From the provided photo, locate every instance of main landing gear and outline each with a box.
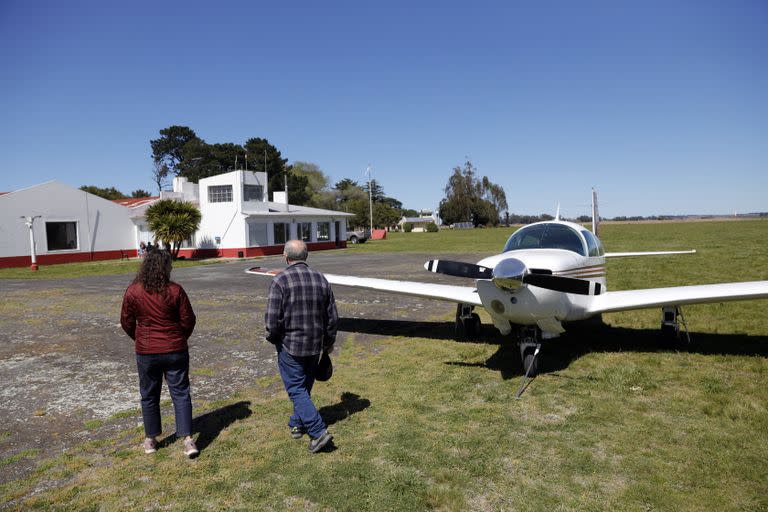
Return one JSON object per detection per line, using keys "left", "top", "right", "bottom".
{"left": 660, "top": 305, "right": 691, "bottom": 347}
{"left": 455, "top": 304, "right": 481, "bottom": 338}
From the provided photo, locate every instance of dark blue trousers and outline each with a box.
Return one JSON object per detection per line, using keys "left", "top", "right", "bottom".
{"left": 277, "top": 346, "right": 327, "bottom": 438}
{"left": 136, "top": 350, "right": 193, "bottom": 438}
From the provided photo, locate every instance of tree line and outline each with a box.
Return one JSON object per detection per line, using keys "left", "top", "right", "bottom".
{"left": 82, "top": 125, "right": 515, "bottom": 229}
{"left": 148, "top": 125, "right": 416, "bottom": 229}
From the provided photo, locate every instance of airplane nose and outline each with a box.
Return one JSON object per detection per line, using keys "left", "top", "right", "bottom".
{"left": 492, "top": 258, "right": 527, "bottom": 291}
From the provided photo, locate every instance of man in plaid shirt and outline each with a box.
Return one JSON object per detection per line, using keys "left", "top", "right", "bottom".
{"left": 265, "top": 239, "right": 337, "bottom": 453}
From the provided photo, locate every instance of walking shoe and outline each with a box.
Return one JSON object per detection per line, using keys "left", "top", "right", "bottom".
{"left": 143, "top": 437, "right": 157, "bottom": 454}
{"left": 183, "top": 437, "right": 199, "bottom": 458}
{"left": 290, "top": 425, "right": 306, "bottom": 439}
{"left": 308, "top": 430, "right": 333, "bottom": 453}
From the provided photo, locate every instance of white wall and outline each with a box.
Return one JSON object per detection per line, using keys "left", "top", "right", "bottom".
{"left": 0, "top": 181, "right": 135, "bottom": 258}
{"left": 193, "top": 171, "right": 265, "bottom": 249}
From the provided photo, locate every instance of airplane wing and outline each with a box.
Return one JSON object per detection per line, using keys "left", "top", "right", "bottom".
{"left": 587, "top": 280, "right": 768, "bottom": 314}
{"left": 604, "top": 250, "right": 696, "bottom": 258}
{"left": 324, "top": 273, "right": 483, "bottom": 306}
{"left": 245, "top": 266, "right": 482, "bottom": 306}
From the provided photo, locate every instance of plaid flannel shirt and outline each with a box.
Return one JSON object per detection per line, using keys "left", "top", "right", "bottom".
{"left": 265, "top": 261, "right": 338, "bottom": 357}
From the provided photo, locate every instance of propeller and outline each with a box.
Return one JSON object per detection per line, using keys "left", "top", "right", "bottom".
{"left": 424, "top": 258, "right": 597, "bottom": 295}
{"left": 424, "top": 259, "right": 492, "bottom": 279}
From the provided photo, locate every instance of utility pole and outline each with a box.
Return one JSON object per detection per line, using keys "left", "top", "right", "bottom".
{"left": 284, "top": 166, "right": 289, "bottom": 212}
{"left": 365, "top": 164, "right": 373, "bottom": 234}
{"left": 21, "top": 215, "right": 41, "bottom": 271}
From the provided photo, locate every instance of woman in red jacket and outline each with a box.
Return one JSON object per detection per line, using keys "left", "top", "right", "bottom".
{"left": 121, "top": 249, "right": 198, "bottom": 457}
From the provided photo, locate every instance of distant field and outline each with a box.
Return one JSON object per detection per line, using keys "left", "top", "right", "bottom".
{"left": 349, "top": 219, "right": 768, "bottom": 262}
{"left": 2, "top": 219, "right": 767, "bottom": 511}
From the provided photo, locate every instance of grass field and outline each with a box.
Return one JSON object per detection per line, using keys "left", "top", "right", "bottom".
{"left": 2, "top": 220, "right": 767, "bottom": 511}
{"left": 0, "top": 257, "right": 230, "bottom": 280}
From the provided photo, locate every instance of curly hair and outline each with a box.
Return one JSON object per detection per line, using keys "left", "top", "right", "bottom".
{"left": 134, "top": 249, "right": 173, "bottom": 293}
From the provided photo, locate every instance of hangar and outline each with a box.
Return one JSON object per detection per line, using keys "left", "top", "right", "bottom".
{"left": 0, "top": 170, "right": 353, "bottom": 268}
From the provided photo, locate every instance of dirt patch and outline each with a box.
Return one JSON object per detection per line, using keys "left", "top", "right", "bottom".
{"left": 0, "top": 252, "right": 484, "bottom": 485}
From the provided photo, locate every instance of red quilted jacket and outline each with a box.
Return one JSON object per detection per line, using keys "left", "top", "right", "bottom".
{"left": 120, "top": 282, "right": 196, "bottom": 354}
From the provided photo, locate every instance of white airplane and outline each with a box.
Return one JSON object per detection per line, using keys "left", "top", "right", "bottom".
{"left": 247, "top": 190, "right": 768, "bottom": 392}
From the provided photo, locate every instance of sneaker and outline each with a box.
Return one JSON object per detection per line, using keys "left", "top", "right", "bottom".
{"left": 308, "top": 430, "right": 333, "bottom": 453}
{"left": 290, "top": 425, "right": 306, "bottom": 439}
{"left": 143, "top": 437, "right": 157, "bottom": 454}
{"left": 183, "top": 437, "right": 199, "bottom": 458}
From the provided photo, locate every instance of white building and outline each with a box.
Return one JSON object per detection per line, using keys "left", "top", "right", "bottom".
{"left": 139, "top": 171, "right": 353, "bottom": 258}
{"left": 398, "top": 209, "right": 441, "bottom": 232}
{"left": 0, "top": 181, "right": 137, "bottom": 268}
{"left": 0, "top": 171, "right": 353, "bottom": 268}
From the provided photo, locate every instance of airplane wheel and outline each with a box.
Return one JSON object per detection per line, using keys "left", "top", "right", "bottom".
{"left": 467, "top": 313, "right": 481, "bottom": 337}
{"left": 455, "top": 313, "right": 481, "bottom": 339}
{"left": 659, "top": 325, "right": 684, "bottom": 350}
{"left": 520, "top": 344, "right": 539, "bottom": 376}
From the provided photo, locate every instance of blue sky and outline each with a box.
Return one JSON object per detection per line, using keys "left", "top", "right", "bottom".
{"left": 1, "top": 1, "right": 766, "bottom": 218}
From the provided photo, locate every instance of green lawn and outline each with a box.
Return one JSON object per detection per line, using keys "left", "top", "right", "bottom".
{"left": 2, "top": 219, "right": 767, "bottom": 511}
{"left": 0, "top": 257, "right": 231, "bottom": 280}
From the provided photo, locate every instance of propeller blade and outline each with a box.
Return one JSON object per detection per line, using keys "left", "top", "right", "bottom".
{"left": 424, "top": 260, "right": 493, "bottom": 279}
{"left": 523, "top": 273, "right": 593, "bottom": 295}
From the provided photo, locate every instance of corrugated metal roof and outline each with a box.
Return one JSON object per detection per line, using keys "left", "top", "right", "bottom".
{"left": 401, "top": 217, "right": 435, "bottom": 223}
{"left": 113, "top": 197, "right": 160, "bottom": 208}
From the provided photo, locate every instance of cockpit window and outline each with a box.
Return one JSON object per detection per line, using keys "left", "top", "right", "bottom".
{"left": 581, "top": 230, "right": 604, "bottom": 257}
{"left": 503, "top": 224, "right": 586, "bottom": 256}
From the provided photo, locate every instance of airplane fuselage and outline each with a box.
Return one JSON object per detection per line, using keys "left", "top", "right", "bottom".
{"left": 475, "top": 248, "right": 607, "bottom": 336}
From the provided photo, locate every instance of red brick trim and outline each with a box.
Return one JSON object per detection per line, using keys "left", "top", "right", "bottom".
{"left": 0, "top": 241, "right": 347, "bottom": 268}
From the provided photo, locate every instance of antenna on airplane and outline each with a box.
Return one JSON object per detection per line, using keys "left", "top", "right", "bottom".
{"left": 555, "top": 203, "right": 561, "bottom": 221}
{"left": 591, "top": 188, "right": 600, "bottom": 237}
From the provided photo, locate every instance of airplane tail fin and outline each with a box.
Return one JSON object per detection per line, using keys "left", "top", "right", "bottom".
{"left": 591, "top": 187, "right": 600, "bottom": 237}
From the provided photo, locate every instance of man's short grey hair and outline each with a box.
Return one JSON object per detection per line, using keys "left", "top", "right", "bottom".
{"left": 284, "top": 239, "right": 308, "bottom": 261}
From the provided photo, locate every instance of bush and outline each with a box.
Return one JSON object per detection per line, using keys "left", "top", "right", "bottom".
{"left": 403, "top": 222, "right": 414, "bottom": 233}
{"left": 425, "top": 222, "right": 438, "bottom": 232}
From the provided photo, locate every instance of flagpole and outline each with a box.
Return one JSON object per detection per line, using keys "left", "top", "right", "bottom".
{"left": 366, "top": 164, "right": 373, "bottom": 234}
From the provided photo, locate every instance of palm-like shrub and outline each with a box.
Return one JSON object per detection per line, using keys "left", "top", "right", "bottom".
{"left": 145, "top": 199, "right": 202, "bottom": 258}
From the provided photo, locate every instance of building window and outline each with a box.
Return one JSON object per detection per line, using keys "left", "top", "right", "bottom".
{"left": 46, "top": 221, "right": 78, "bottom": 251}
{"left": 243, "top": 184, "right": 264, "bottom": 202}
{"left": 249, "top": 222, "right": 268, "bottom": 246}
{"left": 273, "top": 223, "right": 289, "bottom": 245}
{"left": 316, "top": 222, "right": 330, "bottom": 241}
{"left": 208, "top": 185, "right": 233, "bottom": 203}
{"left": 297, "top": 222, "right": 312, "bottom": 242}
{"left": 181, "top": 234, "right": 195, "bottom": 248}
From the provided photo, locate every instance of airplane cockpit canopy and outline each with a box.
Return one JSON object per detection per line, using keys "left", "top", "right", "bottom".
{"left": 503, "top": 223, "right": 587, "bottom": 256}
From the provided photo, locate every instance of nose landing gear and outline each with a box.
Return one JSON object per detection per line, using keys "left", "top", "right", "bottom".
{"left": 515, "top": 326, "right": 542, "bottom": 399}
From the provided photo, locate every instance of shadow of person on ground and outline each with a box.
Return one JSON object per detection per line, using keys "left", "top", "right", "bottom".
{"left": 158, "top": 400, "right": 252, "bottom": 453}
{"left": 312, "top": 392, "right": 371, "bottom": 454}
{"left": 319, "top": 392, "right": 371, "bottom": 427}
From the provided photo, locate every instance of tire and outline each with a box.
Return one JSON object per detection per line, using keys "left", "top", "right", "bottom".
{"left": 349, "top": 235, "right": 358, "bottom": 244}
{"left": 468, "top": 313, "right": 481, "bottom": 337}
{"left": 520, "top": 344, "right": 539, "bottom": 376}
